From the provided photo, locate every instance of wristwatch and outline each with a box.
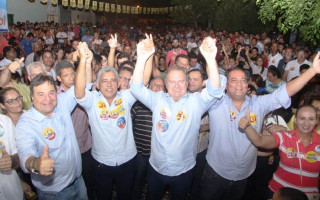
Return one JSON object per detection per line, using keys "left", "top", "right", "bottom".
{"left": 29, "top": 159, "right": 39, "bottom": 174}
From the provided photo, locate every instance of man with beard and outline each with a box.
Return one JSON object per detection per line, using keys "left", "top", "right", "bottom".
{"left": 166, "top": 38, "right": 187, "bottom": 68}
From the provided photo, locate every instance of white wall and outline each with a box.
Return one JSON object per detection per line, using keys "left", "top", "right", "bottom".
{"left": 7, "top": 0, "right": 48, "bottom": 23}
{"left": 71, "top": 9, "right": 96, "bottom": 24}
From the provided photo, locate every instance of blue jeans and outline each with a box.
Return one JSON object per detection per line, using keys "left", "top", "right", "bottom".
{"left": 37, "top": 176, "right": 88, "bottom": 200}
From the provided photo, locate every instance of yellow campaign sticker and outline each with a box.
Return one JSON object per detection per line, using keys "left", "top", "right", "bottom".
{"left": 230, "top": 110, "right": 236, "bottom": 121}
{"left": 305, "top": 151, "right": 318, "bottom": 163}
{"left": 286, "top": 147, "right": 296, "bottom": 158}
{"left": 97, "top": 100, "right": 107, "bottom": 110}
{"left": 116, "top": 105, "right": 125, "bottom": 116}
{"left": 42, "top": 128, "right": 56, "bottom": 140}
{"left": 114, "top": 98, "right": 123, "bottom": 106}
{"left": 176, "top": 111, "right": 187, "bottom": 122}
{"left": 249, "top": 113, "right": 257, "bottom": 125}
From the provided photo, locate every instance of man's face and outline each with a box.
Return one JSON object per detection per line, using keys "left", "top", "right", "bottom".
{"left": 165, "top": 70, "right": 187, "bottom": 102}
{"left": 150, "top": 79, "right": 165, "bottom": 92}
{"left": 98, "top": 71, "right": 118, "bottom": 100}
{"left": 7, "top": 48, "right": 17, "bottom": 60}
{"left": 57, "top": 67, "right": 75, "bottom": 90}
{"left": 72, "top": 40, "right": 79, "bottom": 50}
{"left": 251, "top": 39, "right": 257, "bottom": 46}
{"left": 124, "top": 46, "right": 132, "bottom": 55}
{"left": 285, "top": 48, "right": 293, "bottom": 59}
{"left": 118, "top": 70, "right": 131, "bottom": 90}
{"left": 188, "top": 71, "right": 203, "bottom": 93}
{"left": 172, "top": 39, "right": 179, "bottom": 49}
{"left": 226, "top": 70, "right": 248, "bottom": 101}
{"left": 271, "top": 43, "right": 278, "bottom": 53}
{"left": 297, "top": 50, "right": 305, "bottom": 61}
{"left": 32, "top": 82, "right": 57, "bottom": 117}
{"left": 176, "top": 57, "right": 190, "bottom": 71}
{"left": 29, "top": 66, "right": 45, "bottom": 81}
{"left": 42, "top": 52, "right": 54, "bottom": 67}
{"left": 189, "top": 58, "right": 197, "bottom": 68}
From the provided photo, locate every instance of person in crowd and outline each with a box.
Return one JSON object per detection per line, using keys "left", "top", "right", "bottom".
{"left": 166, "top": 38, "right": 188, "bottom": 68}
{"left": 266, "top": 66, "right": 286, "bottom": 94}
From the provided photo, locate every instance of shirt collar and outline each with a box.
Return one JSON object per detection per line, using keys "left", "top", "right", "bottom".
{"left": 31, "top": 106, "right": 58, "bottom": 121}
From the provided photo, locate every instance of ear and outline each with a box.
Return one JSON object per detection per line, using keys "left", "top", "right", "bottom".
{"left": 0, "top": 103, "right": 6, "bottom": 110}
{"left": 201, "top": 80, "right": 206, "bottom": 87}
{"left": 56, "top": 75, "right": 62, "bottom": 82}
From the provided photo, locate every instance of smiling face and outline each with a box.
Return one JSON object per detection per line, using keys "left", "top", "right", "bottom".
{"left": 165, "top": 69, "right": 187, "bottom": 102}
{"left": 227, "top": 70, "right": 248, "bottom": 101}
{"left": 295, "top": 106, "right": 317, "bottom": 136}
{"left": 98, "top": 71, "right": 118, "bottom": 101}
{"left": 0, "top": 89, "right": 23, "bottom": 114}
{"left": 32, "top": 81, "right": 57, "bottom": 117}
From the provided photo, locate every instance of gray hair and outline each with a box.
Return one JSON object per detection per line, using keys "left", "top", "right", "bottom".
{"left": 164, "top": 65, "right": 189, "bottom": 83}
{"left": 55, "top": 60, "right": 74, "bottom": 77}
{"left": 26, "top": 62, "right": 46, "bottom": 76}
{"left": 96, "top": 67, "right": 119, "bottom": 83}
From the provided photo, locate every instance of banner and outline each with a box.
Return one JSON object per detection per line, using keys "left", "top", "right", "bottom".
{"left": 122, "top": 5, "right": 126, "bottom": 14}
{"left": 51, "top": 0, "right": 58, "bottom": 5}
{"left": 105, "top": 3, "right": 110, "bottom": 12}
{"left": 135, "top": 7, "right": 138, "bottom": 14}
{"left": 147, "top": 7, "right": 150, "bottom": 14}
{"left": 40, "top": 0, "right": 47, "bottom": 3}
{"left": 116, "top": 5, "right": 121, "bottom": 13}
{"left": 130, "top": 6, "right": 135, "bottom": 14}
{"left": 111, "top": 4, "right": 115, "bottom": 13}
{"left": 99, "top": 2, "right": 104, "bottom": 11}
{"left": 138, "top": 7, "right": 142, "bottom": 14}
{"left": 62, "top": 0, "right": 68, "bottom": 6}
{"left": 84, "top": 0, "right": 90, "bottom": 9}
{"left": 143, "top": 7, "right": 146, "bottom": 14}
{"left": 0, "top": 0, "right": 8, "bottom": 32}
{"left": 77, "top": 0, "right": 83, "bottom": 9}
{"left": 92, "top": 1, "right": 97, "bottom": 10}
{"left": 126, "top": 6, "right": 130, "bottom": 14}
{"left": 70, "top": 0, "right": 76, "bottom": 8}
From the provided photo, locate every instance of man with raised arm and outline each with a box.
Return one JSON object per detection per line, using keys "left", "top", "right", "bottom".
{"left": 130, "top": 35, "right": 226, "bottom": 200}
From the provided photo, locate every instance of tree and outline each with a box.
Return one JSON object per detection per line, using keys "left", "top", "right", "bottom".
{"left": 256, "top": 0, "right": 320, "bottom": 46}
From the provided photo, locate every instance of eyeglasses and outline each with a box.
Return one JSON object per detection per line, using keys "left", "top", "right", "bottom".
{"left": 119, "top": 76, "right": 131, "bottom": 82}
{"left": 4, "top": 96, "right": 23, "bottom": 105}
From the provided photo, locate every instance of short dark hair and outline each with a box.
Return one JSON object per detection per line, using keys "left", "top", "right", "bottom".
{"left": 175, "top": 54, "right": 189, "bottom": 65}
{"left": 299, "top": 64, "right": 310, "bottom": 73}
{"left": 3, "top": 46, "right": 14, "bottom": 58}
{"left": 118, "top": 66, "right": 133, "bottom": 75}
{"left": 119, "top": 60, "right": 135, "bottom": 69}
{"left": 27, "top": 32, "right": 34, "bottom": 38}
{"left": 267, "top": 65, "right": 281, "bottom": 78}
{"left": 0, "top": 87, "right": 20, "bottom": 104}
{"left": 277, "top": 187, "right": 308, "bottom": 200}
{"left": 30, "top": 74, "right": 57, "bottom": 97}
{"left": 188, "top": 68, "right": 205, "bottom": 81}
{"left": 41, "top": 49, "right": 53, "bottom": 58}
{"left": 250, "top": 74, "right": 265, "bottom": 88}
{"left": 225, "top": 66, "right": 247, "bottom": 81}
{"left": 93, "top": 53, "right": 102, "bottom": 66}
{"left": 55, "top": 60, "right": 74, "bottom": 77}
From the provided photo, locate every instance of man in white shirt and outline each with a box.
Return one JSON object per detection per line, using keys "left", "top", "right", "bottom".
{"left": 56, "top": 28, "right": 67, "bottom": 46}
{"left": 283, "top": 48, "right": 312, "bottom": 82}
{"left": 268, "top": 42, "right": 283, "bottom": 67}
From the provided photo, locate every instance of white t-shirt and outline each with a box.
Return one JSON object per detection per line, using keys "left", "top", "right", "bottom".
{"left": 187, "top": 42, "right": 197, "bottom": 52}
{"left": 43, "top": 36, "right": 54, "bottom": 45}
{"left": 0, "top": 114, "right": 24, "bottom": 200}
{"left": 284, "top": 59, "right": 312, "bottom": 82}
{"left": 67, "top": 31, "right": 75, "bottom": 42}
{"left": 250, "top": 61, "right": 267, "bottom": 81}
{"left": 56, "top": 32, "right": 67, "bottom": 44}
{"left": 268, "top": 53, "right": 283, "bottom": 67}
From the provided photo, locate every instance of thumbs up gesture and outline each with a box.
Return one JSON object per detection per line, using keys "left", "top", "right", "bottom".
{"left": 239, "top": 108, "right": 251, "bottom": 130}
{"left": 0, "top": 148, "right": 12, "bottom": 172}
{"left": 8, "top": 57, "right": 24, "bottom": 73}
{"left": 37, "top": 145, "right": 54, "bottom": 176}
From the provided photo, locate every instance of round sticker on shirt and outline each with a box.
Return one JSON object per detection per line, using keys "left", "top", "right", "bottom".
{"left": 315, "top": 145, "right": 320, "bottom": 154}
{"left": 249, "top": 113, "right": 257, "bottom": 125}
{"left": 176, "top": 111, "right": 187, "bottom": 122}
{"left": 114, "top": 98, "right": 123, "bottom": 106}
{"left": 97, "top": 100, "right": 107, "bottom": 110}
{"left": 117, "top": 117, "right": 126, "bottom": 129}
{"left": 286, "top": 147, "right": 296, "bottom": 158}
{"left": 42, "top": 128, "right": 56, "bottom": 140}
{"left": 272, "top": 59, "right": 275, "bottom": 63}
{"left": 109, "top": 109, "right": 119, "bottom": 119}
{"left": 157, "top": 120, "right": 169, "bottom": 132}
{"left": 117, "top": 105, "right": 125, "bottom": 116}
{"left": 305, "top": 151, "right": 318, "bottom": 163}
{"left": 100, "top": 110, "right": 109, "bottom": 120}
{"left": 0, "top": 124, "right": 4, "bottom": 137}
{"left": 230, "top": 110, "right": 236, "bottom": 121}
{"left": 0, "top": 141, "right": 5, "bottom": 156}
{"left": 160, "top": 108, "right": 170, "bottom": 119}
{"left": 290, "top": 67, "right": 295, "bottom": 71}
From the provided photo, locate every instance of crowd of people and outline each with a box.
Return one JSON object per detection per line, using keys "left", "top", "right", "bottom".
{"left": 0, "top": 20, "right": 320, "bottom": 200}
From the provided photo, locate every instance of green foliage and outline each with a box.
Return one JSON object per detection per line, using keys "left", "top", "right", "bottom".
{"left": 256, "top": 0, "right": 320, "bottom": 46}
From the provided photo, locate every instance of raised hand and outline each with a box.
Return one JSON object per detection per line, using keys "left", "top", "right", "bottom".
{"left": 37, "top": 145, "right": 54, "bottom": 176}
{"left": 239, "top": 108, "right": 251, "bottom": 130}
{"left": 199, "top": 37, "right": 217, "bottom": 59}
{"left": 137, "top": 34, "right": 155, "bottom": 61}
{"left": 0, "top": 148, "right": 12, "bottom": 172}
{"left": 78, "top": 42, "right": 91, "bottom": 60}
{"left": 108, "top": 34, "right": 118, "bottom": 49}
{"left": 312, "top": 51, "right": 320, "bottom": 74}
{"left": 8, "top": 57, "right": 24, "bottom": 73}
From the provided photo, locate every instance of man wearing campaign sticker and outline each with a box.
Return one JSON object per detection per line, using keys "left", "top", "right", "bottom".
{"left": 201, "top": 49, "right": 320, "bottom": 200}
{"left": 130, "top": 35, "right": 226, "bottom": 200}
{"left": 75, "top": 35, "right": 137, "bottom": 200}
{"left": 14, "top": 42, "right": 93, "bottom": 200}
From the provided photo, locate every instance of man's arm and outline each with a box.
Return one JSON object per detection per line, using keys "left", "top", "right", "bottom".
{"left": 0, "top": 58, "right": 24, "bottom": 88}
{"left": 24, "top": 145, "right": 54, "bottom": 176}
{"left": 107, "top": 34, "right": 117, "bottom": 69}
{"left": 143, "top": 54, "right": 154, "bottom": 86}
{"left": 286, "top": 51, "right": 320, "bottom": 97}
{"left": 282, "top": 70, "right": 289, "bottom": 81}
{"left": 75, "top": 42, "right": 91, "bottom": 99}
{"left": 199, "top": 37, "right": 220, "bottom": 89}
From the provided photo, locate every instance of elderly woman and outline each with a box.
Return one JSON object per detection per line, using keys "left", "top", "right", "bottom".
{"left": 239, "top": 105, "right": 320, "bottom": 200}
{"left": 265, "top": 66, "right": 286, "bottom": 94}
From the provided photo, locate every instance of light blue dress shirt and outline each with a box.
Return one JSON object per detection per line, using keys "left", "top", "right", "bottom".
{"left": 130, "top": 76, "right": 226, "bottom": 176}
{"left": 15, "top": 86, "right": 82, "bottom": 192}
{"left": 76, "top": 89, "right": 137, "bottom": 166}
{"left": 207, "top": 84, "right": 291, "bottom": 181}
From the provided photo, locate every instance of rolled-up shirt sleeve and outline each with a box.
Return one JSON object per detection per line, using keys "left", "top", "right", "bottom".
{"left": 204, "top": 75, "right": 227, "bottom": 99}
{"left": 130, "top": 81, "right": 161, "bottom": 111}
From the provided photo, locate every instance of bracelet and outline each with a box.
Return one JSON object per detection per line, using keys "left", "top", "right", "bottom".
{"left": 29, "top": 158, "right": 38, "bottom": 174}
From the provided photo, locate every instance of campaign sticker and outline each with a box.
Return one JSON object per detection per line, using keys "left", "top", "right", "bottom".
{"left": 230, "top": 110, "right": 236, "bottom": 121}
{"left": 249, "top": 113, "right": 257, "bottom": 125}
{"left": 0, "top": 124, "right": 4, "bottom": 137}
{"left": 305, "top": 151, "right": 318, "bottom": 163}
{"left": 117, "top": 117, "right": 126, "bottom": 129}
{"left": 176, "top": 111, "right": 186, "bottom": 122}
{"left": 160, "top": 108, "right": 170, "bottom": 119}
{"left": 117, "top": 104, "right": 125, "bottom": 116}
{"left": 114, "top": 98, "right": 123, "bottom": 106}
{"left": 100, "top": 110, "right": 109, "bottom": 120}
{"left": 290, "top": 67, "right": 295, "bottom": 71}
{"left": 272, "top": 59, "right": 275, "bottom": 63}
{"left": 157, "top": 120, "right": 169, "bottom": 132}
{"left": 268, "top": 155, "right": 274, "bottom": 165}
{"left": 109, "top": 109, "right": 119, "bottom": 119}
{"left": 97, "top": 100, "right": 107, "bottom": 110}
{"left": 315, "top": 145, "right": 320, "bottom": 154}
{"left": 42, "top": 128, "right": 56, "bottom": 140}
{"left": 0, "top": 141, "right": 5, "bottom": 156}
{"left": 286, "top": 147, "right": 296, "bottom": 158}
